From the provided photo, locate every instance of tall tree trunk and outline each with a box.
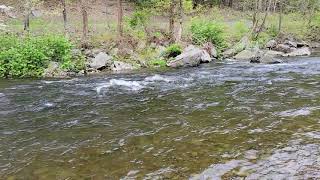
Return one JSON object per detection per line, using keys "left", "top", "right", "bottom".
{"left": 24, "top": 0, "right": 31, "bottom": 32}
{"left": 117, "top": 0, "right": 123, "bottom": 37}
{"left": 278, "top": 0, "right": 282, "bottom": 32}
{"left": 251, "top": 0, "right": 259, "bottom": 34}
{"left": 175, "top": 0, "right": 183, "bottom": 42}
{"left": 80, "top": 0, "right": 88, "bottom": 42}
{"left": 169, "top": 0, "right": 175, "bottom": 42}
{"left": 104, "top": 0, "right": 111, "bottom": 29}
{"left": 24, "top": 12, "right": 30, "bottom": 31}
{"left": 61, "top": 0, "right": 68, "bottom": 34}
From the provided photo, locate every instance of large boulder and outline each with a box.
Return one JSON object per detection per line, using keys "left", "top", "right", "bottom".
{"left": 274, "top": 44, "right": 293, "bottom": 53}
{"left": 0, "top": 5, "right": 15, "bottom": 18}
{"left": 296, "top": 41, "right": 309, "bottom": 48}
{"left": 265, "top": 40, "right": 277, "bottom": 49}
{"left": 167, "top": 45, "right": 211, "bottom": 68}
{"left": 234, "top": 49, "right": 260, "bottom": 61}
{"left": 284, "top": 40, "right": 298, "bottom": 48}
{"left": 88, "top": 52, "right": 113, "bottom": 70}
{"left": 203, "top": 42, "right": 218, "bottom": 58}
{"left": 257, "top": 54, "right": 283, "bottom": 64}
{"left": 246, "top": 50, "right": 284, "bottom": 64}
{"left": 283, "top": 47, "right": 311, "bottom": 57}
{"left": 111, "top": 61, "right": 136, "bottom": 72}
{"left": 310, "top": 42, "right": 320, "bottom": 48}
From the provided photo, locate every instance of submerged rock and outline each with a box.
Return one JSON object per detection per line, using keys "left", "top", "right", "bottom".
{"left": 88, "top": 52, "right": 113, "bottom": 70}
{"left": 167, "top": 45, "right": 211, "bottom": 68}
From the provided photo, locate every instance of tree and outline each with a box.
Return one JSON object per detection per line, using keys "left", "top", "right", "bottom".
{"left": 175, "top": 0, "right": 183, "bottom": 42}
{"left": 169, "top": 0, "right": 175, "bottom": 41}
{"left": 80, "top": 0, "right": 88, "bottom": 42}
{"left": 23, "top": 0, "right": 40, "bottom": 31}
{"left": 61, "top": 0, "right": 68, "bottom": 34}
{"left": 278, "top": 0, "right": 283, "bottom": 32}
{"left": 117, "top": 0, "right": 123, "bottom": 37}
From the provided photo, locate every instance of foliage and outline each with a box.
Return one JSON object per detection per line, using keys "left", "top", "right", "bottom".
{"left": 266, "top": 24, "right": 278, "bottom": 38}
{"left": 148, "top": 59, "right": 167, "bottom": 67}
{"left": 190, "top": 19, "right": 226, "bottom": 50}
{"left": 164, "top": 44, "right": 182, "bottom": 58}
{"left": 128, "top": 9, "right": 151, "bottom": 29}
{"left": 233, "top": 21, "right": 249, "bottom": 40}
{"left": 0, "top": 34, "right": 81, "bottom": 78}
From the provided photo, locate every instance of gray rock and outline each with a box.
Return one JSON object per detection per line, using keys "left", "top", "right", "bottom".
{"left": 44, "top": 62, "right": 67, "bottom": 78}
{"left": 200, "top": 50, "right": 212, "bottom": 63}
{"left": 259, "top": 54, "right": 283, "bottom": 64}
{"left": 296, "top": 41, "right": 309, "bottom": 48}
{"left": 203, "top": 42, "right": 218, "bottom": 58}
{"left": 167, "top": 45, "right": 211, "bottom": 68}
{"left": 31, "top": 10, "right": 42, "bottom": 18}
{"left": 283, "top": 47, "right": 311, "bottom": 57}
{"left": 111, "top": 61, "right": 136, "bottom": 72}
{"left": 309, "top": 42, "right": 320, "bottom": 48}
{"left": 234, "top": 49, "right": 259, "bottom": 61}
{"left": 264, "top": 50, "right": 285, "bottom": 57}
{"left": 0, "top": 5, "right": 15, "bottom": 18}
{"left": 223, "top": 48, "right": 237, "bottom": 58}
{"left": 250, "top": 50, "right": 284, "bottom": 64}
{"left": 88, "top": 52, "right": 112, "bottom": 70}
{"left": 284, "top": 40, "right": 298, "bottom": 48}
{"left": 274, "top": 44, "right": 293, "bottom": 53}
{"left": 265, "top": 40, "right": 277, "bottom": 49}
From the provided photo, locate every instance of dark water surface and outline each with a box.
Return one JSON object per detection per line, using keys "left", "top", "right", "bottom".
{"left": 1, "top": 57, "right": 320, "bottom": 179}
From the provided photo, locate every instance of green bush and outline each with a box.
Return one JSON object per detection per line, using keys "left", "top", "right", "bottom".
{"left": 266, "top": 24, "right": 278, "bottom": 38}
{"left": 190, "top": 19, "right": 226, "bottom": 50}
{"left": 233, "top": 21, "right": 249, "bottom": 40}
{"left": 164, "top": 44, "right": 182, "bottom": 58}
{"left": 0, "top": 34, "right": 80, "bottom": 78}
{"left": 128, "top": 9, "right": 151, "bottom": 29}
{"left": 148, "top": 59, "right": 167, "bottom": 67}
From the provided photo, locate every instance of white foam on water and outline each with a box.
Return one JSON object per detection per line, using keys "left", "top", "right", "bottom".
{"left": 96, "top": 79, "right": 146, "bottom": 94}
{"left": 278, "top": 108, "right": 312, "bottom": 117}
{"left": 145, "top": 74, "right": 173, "bottom": 82}
{"left": 44, "top": 102, "right": 54, "bottom": 107}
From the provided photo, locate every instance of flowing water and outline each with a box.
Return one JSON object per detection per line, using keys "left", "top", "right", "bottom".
{"left": 1, "top": 57, "right": 320, "bottom": 179}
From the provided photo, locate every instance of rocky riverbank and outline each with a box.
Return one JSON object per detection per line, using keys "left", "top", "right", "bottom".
{"left": 43, "top": 37, "right": 320, "bottom": 78}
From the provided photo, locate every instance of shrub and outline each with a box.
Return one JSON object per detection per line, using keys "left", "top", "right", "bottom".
{"left": 0, "top": 34, "right": 79, "bottom": 78}
{"left": 148, "top": 59, "right": 167, "bottom": 67}
{"left": 266, "top": 24, "right": 278, "bottom": 38}
{"left": 190, "top": 19, "right": 226, "bottom": 50}
{"left": 164, "top": 44, "right": 182, "bottom": 58}
{"left": 128, "top": 9, "right": 151, "bottom": 29}
{"left": 233, "top": 21, "right": 249, "bottom": 40}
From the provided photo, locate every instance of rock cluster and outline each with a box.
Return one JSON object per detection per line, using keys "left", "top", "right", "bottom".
{"left": 225, "top": 37, "right": 312, "bottom": 64}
